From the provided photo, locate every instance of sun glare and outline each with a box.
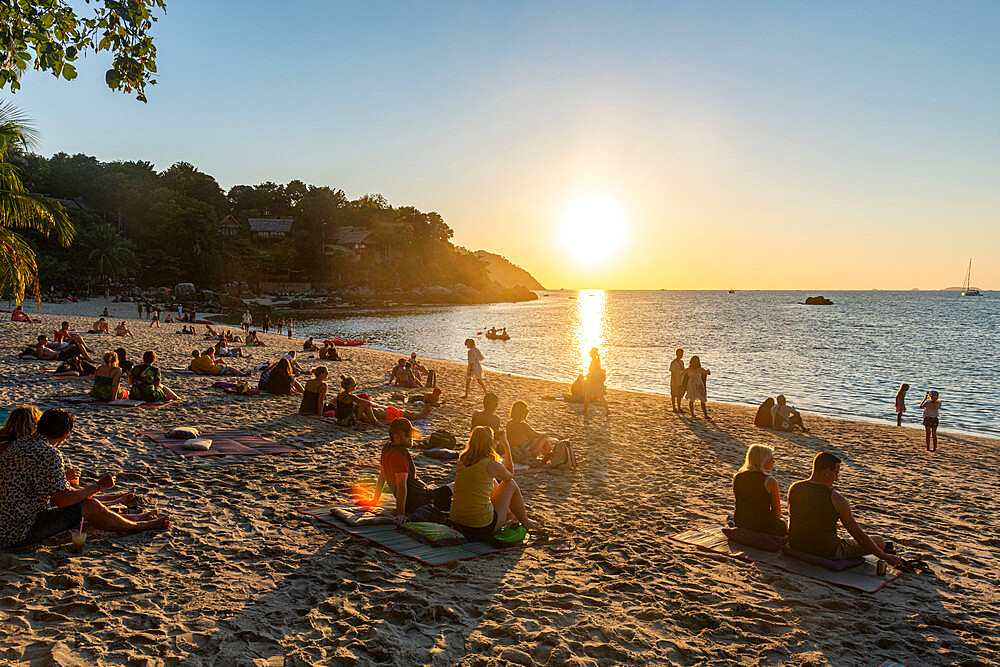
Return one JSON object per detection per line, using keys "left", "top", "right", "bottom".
{"left": 559, "top": 194, "right": 627, "bottom": 265}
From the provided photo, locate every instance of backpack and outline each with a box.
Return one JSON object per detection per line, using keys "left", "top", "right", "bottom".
{"left": 426, "top": 430, "right": 457, "bottom": 450}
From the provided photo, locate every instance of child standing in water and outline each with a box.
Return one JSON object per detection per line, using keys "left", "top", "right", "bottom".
{"left": 895, "top": 383, "right": 910, "bottom": 426}
{"left": 919, "top": 390, "right": 941, "bottom": 452}
{"left": 463, "top": 338, "right": 487, "bottom": 399}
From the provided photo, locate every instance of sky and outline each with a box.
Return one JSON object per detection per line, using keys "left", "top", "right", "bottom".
{"left": 12, "top": 1, "right": 1000, "bottom": 290}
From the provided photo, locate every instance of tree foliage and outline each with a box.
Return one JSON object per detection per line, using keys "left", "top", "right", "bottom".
{"left": 0, "top": 0, "right": 167, "bottom": 102}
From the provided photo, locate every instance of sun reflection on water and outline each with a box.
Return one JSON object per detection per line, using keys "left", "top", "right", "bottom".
{"left": 573, "top": 289, "right": 607, "bottom": 372}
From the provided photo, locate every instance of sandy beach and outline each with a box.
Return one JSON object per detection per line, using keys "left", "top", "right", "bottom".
{"left": 1, "top": 299, "right": 998, "bottom": 666}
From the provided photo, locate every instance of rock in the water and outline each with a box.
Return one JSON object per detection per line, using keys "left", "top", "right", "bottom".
{"left": 803, "top": 295, "right": 833, "bottom": 305}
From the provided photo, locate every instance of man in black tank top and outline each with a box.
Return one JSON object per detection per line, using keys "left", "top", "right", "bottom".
{"left": 788, "top": 452, "right": 904, "bottom": 569}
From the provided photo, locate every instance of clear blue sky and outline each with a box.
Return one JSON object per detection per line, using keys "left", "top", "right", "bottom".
{"left": 13, "top": 1, "right": 1000, "bottom": 289}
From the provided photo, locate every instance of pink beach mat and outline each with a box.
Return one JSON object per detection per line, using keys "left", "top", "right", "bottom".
{"left": 141, "top": 429, "right": 300, "bottom": 458}
{"left": 669, "top": 523, "right": 902, "bottom": 593}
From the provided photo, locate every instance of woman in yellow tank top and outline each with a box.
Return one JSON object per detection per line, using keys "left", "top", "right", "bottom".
{"left": 450, "top": 426, "right": 532, "bottom": 540}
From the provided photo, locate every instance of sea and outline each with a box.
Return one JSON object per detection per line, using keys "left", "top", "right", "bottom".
{"left": 290, "top": 290, "right": 1000, "bottom": 437}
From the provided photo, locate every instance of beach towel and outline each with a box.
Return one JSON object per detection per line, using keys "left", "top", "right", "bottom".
{"left": 53, "top": 394, "right": 181, "bottom": 409}
{"left": 167, "top": 367, "right": 195, "bottom": 374}
{"left": 669, "top": 523, "right": 901, "bottom": 593}
{"left": 41, "top": 369, "right": 89, "bottom": 379}
{"left": 298, "top": 504, "right": 534, "bottom": 566}
{"left": 142, "top": 429, "right": 299, "bottom": 457}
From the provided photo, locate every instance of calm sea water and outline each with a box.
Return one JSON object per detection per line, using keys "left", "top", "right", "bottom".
{"left": 292, "top": 290, "right": 1000, "bottom": 436}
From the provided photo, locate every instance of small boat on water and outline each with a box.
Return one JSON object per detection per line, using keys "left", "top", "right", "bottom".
{"left": 728, "top": 289, "right": 735, "bottom": 294}
{"left": 962, "top": 259, "right": 980, "bottom": 297}
{"left": 484, "top": 327, "right": 510, "bottom": 341}
{"left": 325, "top": 337, "right": 367, "bottom": 346}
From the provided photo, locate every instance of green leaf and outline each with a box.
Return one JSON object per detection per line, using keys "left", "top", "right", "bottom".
{"left": 105, "top": 68, "right": 121, "bottom": 88}
{"left": 61, "top": 63, "right": 77, "bottom": 80}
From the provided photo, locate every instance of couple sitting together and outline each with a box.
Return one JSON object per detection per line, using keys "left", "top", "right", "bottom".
{"left": 733, "top": 445, "right": 903, "bottom": 568}
{"left": 90, "top": 350, "right": 181, "bottom": 403}
{"left": 371, "top": 419, "right": 532, "bottom": 541}
{"left": 471, "top": 393, "right": 576, "bottom": 468}
{"left": 389, "top": 353, "right": 434, "bottom": 388}
{"left": 753, "top": 395, "right": 809, "bottom": 432}
{"left": 298, "top": 371, "right": 430, "bottom": 424}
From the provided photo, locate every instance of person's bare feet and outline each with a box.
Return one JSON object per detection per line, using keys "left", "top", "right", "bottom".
{"left": 135, "top": 515, "right": 170, "bottom": 532}
{"left": 124, "top": 510, "right": 160, "bottom": 521}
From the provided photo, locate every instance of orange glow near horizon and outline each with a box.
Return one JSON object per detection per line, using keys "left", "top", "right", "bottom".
{"left": 572, "top": 289, "right": 607, "bottom": 372}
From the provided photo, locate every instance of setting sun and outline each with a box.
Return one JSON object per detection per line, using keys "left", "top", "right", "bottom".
{"left": 558, "top": 194, "right": 627, "bottom": 265}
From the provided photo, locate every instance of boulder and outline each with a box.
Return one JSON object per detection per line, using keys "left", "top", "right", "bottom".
{"left": 803, "top": 295, "right": 833, "bottom": 305}
{"left": 174, "top": 283, "right": 196, "bottom": 298}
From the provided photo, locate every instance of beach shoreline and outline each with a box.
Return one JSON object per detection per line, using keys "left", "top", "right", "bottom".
{"left": 2, "top": 298, "right": 998, "bottom": 665}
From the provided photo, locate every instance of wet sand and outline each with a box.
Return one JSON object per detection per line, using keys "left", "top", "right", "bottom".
{"left": 1, "top": 299, "right": 998, "bottom": 665}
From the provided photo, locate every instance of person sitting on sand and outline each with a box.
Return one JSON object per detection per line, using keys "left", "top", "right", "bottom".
{"left": 88, "top": 318, "right": 110, "bottom": 334}
{"left": 260, "top": 357, "right": 304, "bottom": 396}
{"left": 506, "top": 400, "right": 553, "bottom": 465}
{"left": 397, "top": 361, "right": 421, "bottom": 388}
{"left": 246, "top": 330, "right": 266, "bottom": 347}
{"left": 302, "top": 337, "right": 319, "bottom": 352}
{"left": 11, "top": 305, "right": 34, "bottom": 323}
{"left": 0, "top": 409, "right": 170, "bottom": 550}
{"left": 787, "top": 452, "right": 903, "bottom": 568}
{"left": 0, "top": 405, "right": 41, "bottom": 455}
{"left": 670, "top": 348, "right": 686, "bottom": 413}
{"left": 771, "top": 395, "right": 808, "bottom": 432}
{"left": 164, "top": 314, "right": 176, "bottom": 323}
{"left": 583, "top": 348, "right": 609, "bottom": 415}
{"left": 389, "top": 358, "right": 407, "bottom": 385}
{"left": 129, "top": 351, "right": 181, "bottom": 403}
{"left": 281, "top": 351, "right": 305, "bottom": 376}
{"left": 683, "top": 355, "right": 710, "bottom": 419}
{"left": 371, "top": 419, "right": 454, "bottom": 525}
{"left": 318, "top": 341, "right": 340, "bottom": 360}
{"left": 753, "top": 397, "right": 776, "bottom": 427}
{"left": 204, "top": 324, "right": 218, "bottom": 337}
{"left": 101, "top": 307, "right": 110, "bottom": 318}
{"left": 463, "top": 339, "right": 488, "bottom": 399}
{"left": 471, "top": 392, "right": 502, "bottom": 433}
{"left": 114, "top": 347, "right": 134, "bottom": 376}
{"left": 333, "top": 376, "right": 430, "bottom": 426}
{"left": 568, "top": 374, "right": 586, "bottom": 402}
{"left": 114, "top": 321, "right": 133, "bottom": 337}
{"left": 733, "top": 444, "right": 787, "bottom": 537}
{"left": 91, "top": 352, "right": 129, "bottom": 401}
{"left": 299, "top": 366, "right": 334, "bottom": 416}
{"left": 450, "top": 426, "right": 532, "bottom": 540}
{"left": 215, "top": 340, "right": 246, "bottom": 358}
{"left": 189, "top": 349, "right": 245, "bottom": 376}
{"left": 409, "top": 352, "right": 428, "bottom": 377}
{"left": 53, "top": 321, "right": 73, "bottom": 343}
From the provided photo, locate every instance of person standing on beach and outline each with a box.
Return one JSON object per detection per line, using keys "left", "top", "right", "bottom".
{"left": 144, "top": 302, "right": 151, "bottom": 319}
{"left": 895, "top": 383, "right": 910, "bottom": 427}
{"left": 787, "top": 452, "right": 903, "bottom": 569}
{"left": 463, "top": 338, "right": 487, "bottom": 399}
{"left": 0, "top": 409, "right": 169, "bottom": 550}
{"left": 136, "top": 302, "right": 142, "bottom": 319}
{"left": 287, "top": 318, "right": 294, "bottom": 339}
{"left": 919, "top": 390, "right": 941, "bottom": 452}
{"left": 670, "top": 348, "right": 686, "bottom": 413}
{"left": 277, "top": 317, "right": 284, "bottom": 335}
{"left": 683, "top": 356, "right": 710, "bottom": 419}
{"left": 262, "top": 313, "right": 270, "bottom": 333}
{"left": 149, "top": 305, "right": 160, "bottom": 328}
{"left": 242, "top": 311, "right": 252, "bottom": 335}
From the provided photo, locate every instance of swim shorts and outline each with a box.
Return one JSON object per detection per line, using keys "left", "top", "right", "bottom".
{"left": 923, "top": 417, "right": 939, "bottom": 428}
{"left": 385, "top": 406, "right": 403, "bottom": 421}
{"left": 833, "top": 538, "right": 865, "bottom": 560}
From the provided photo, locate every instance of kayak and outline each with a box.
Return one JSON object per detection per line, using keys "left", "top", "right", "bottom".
{"left": 325, "top": 338, "right": 367, "bottom": 347}
{"left": 485, "top": 333, "right": 510, "bottom": 340}
{"left": 193, "top": 319, "right": 215, "bottom": 325}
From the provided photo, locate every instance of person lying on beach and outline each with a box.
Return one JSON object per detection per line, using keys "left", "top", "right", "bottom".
{"left": 22, "top": 334, "right": 96, "bottom": 364}
{"left": 91, "top": 352, "right": 129, "bottom": 401}
{"left": 506, "top": 400, "right": 553, "bottom": 465}
{"left": 919, "top": 390, "right": 941, "bottom": 452}
{"left": 408, "top": 387, "right": 444, "bottom": 407}
{"left": 114, "top": 321, "right": 134, "bottom": 337}
{"left": 302, "top": 337, "right": 320, "bottom": 352}
{"left": 583, "top": 347, "right": 609, "bottom": 415}
{"left": 471, "top": 392, "right": 502, "bottom": 433}
{"left": 370, "top": 418, "right": 454, "bottom": 525}
{"left": 0, "top": 405, "right": 41, "bottom": 456}
{"left": 787, "top": 452, "right": 903, "bottom": 568}
{"left": 189, "top": 349, "right": 246, "bottom": 376}
{"left": 204, "top": 324, "right": 219, "bottom": 337}
{"left": 318, "top": 342, "right": 340, "bottom": 360}
{"left": 11, "top": 305, "right": 34, "bottom": 323}
{"left": 683, "top": 355, "right": 710, "bottom": 419}
{"left": 733, "top": 444, "right": 787, "bottom": 537}
{"left": 215, "top": 340, "right": 246, "bottom": 358}
{"left": 88, "top": 318, "right": 110, "bottom": 334}
{"left": 771, "top": 395, "right": 808, "bottom": 432}
{"left": 333, "top": 376, "right": 430, "bottom": 426}
{"left": 177, "top": 325, "right": 196, "bottom": 335}
{"left": 259, "top": 357, "right": 303, "bottom": 396}
{"left": 129, "top": 351, "right": 181, "bottom": 403}
{"left": 246, "top": 331, "right": 266, "bottom": 347}
{"left": 449, "top": 426, "right": 532, "bottom": 540}
{"left": 0, "top": 409, "right": 170, "bottom": 551}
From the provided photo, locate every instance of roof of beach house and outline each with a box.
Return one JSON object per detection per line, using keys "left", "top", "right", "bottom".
{"left": 334, "top": 226, "right": 374, "bottom": 245}
{"left": 248, "top": 217, "right": 294, "bottom": 233}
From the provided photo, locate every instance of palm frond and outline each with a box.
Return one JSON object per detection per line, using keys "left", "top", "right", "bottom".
{"left": 0, "top": 100, "right": 41, "bottom": 155}
{"left": 0, "top": 227, "right": 39, "bottom": 303}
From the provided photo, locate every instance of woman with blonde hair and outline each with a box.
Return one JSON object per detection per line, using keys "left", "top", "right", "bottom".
{"left": 0, "top": 405, "right": 42, "bottom": 454}
{"left": 90, "top": 351, "right": 128, "bottom": 401}
{"left": 732, "top": 444, "right": 786, "bottom": 536}
{"left": 449, "top": 426, "right": 531, "bottom": 540}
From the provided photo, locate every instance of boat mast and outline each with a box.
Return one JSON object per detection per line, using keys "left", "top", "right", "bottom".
{"left": 965, "top": 258, "right": 973, "bottom": 291}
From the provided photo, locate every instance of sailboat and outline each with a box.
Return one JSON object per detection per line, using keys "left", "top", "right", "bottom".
{"left": 962, "top": 259, "right": 980, "bottom": 297}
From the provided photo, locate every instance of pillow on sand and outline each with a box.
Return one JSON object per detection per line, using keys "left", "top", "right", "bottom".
{"left": 182, "top": 438, "right": 212, "bottom": 451}
{"left": 420, "top": 448, "right": 460, "bottom": 461}
{"left": 167, "top": 427, "right": 200, "bottom": 439}
{"left": 722, "top": 526, "right": 783, "bottom": 552}
{"left": 330, "top": 507, "right": 394, "bottom": 526}
{"left": 400, "top": 522, "right": 467, "bottom": 546}
{"left": 784, "top": 548, "right": 865, "bottom": 571}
